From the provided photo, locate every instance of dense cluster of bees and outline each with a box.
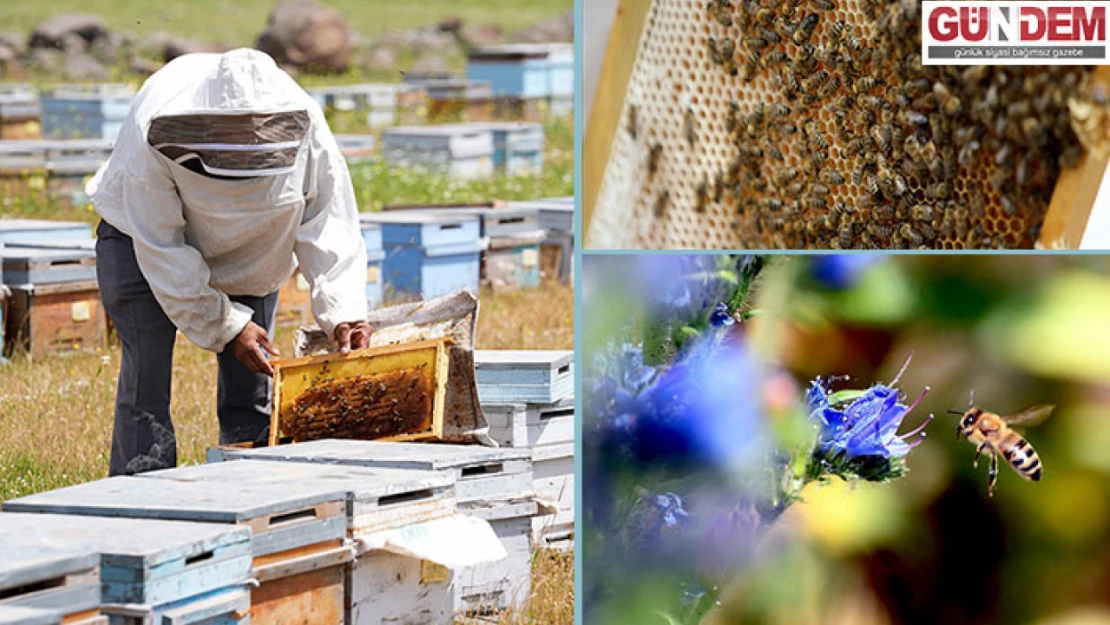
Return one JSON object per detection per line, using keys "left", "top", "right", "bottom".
{"left": 632, "top": 0, "right": 1093, "bottom": 248}
{"left": 285, "top": 368, "right": 433, "bottom": 441}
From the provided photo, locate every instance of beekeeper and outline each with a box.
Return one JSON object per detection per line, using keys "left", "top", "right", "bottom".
{"left": 88, "top": 48, "right": 371, "bottom": 476}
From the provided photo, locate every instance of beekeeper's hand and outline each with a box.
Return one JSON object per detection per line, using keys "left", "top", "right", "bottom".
{"left": 230, "top": 321, "right": 280, "bottom": 376}
{"left": 334, "top": 321, "right": 373, "bottom": 354}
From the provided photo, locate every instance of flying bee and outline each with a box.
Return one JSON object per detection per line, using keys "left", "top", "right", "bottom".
{"left": 952, "top": 401, "right": 1053, "bottom": 496}
{"left": 648, "top": 142, "right": 663, "bottom": 176}
{"left": 653, "top": 191, "right": 671, "bottom": 217}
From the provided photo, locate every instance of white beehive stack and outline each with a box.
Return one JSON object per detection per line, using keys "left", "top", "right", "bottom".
{"left": 476, "top": 350, "right": 575, "bottom": 548}
{"left": 587, "top": 0, "right": 1094, "bottom": 249}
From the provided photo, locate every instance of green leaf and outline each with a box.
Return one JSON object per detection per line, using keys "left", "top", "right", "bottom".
{"left": 828, "top": 389, "right": 867, "bottom": 406}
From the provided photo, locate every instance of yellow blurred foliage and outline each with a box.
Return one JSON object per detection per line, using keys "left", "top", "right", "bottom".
{"left": 797, "top": 479, "right": 907, "bottom": 554}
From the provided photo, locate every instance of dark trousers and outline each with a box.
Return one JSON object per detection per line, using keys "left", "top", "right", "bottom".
{"left": 95, "top": 220, "right": 279, "bottom": 476}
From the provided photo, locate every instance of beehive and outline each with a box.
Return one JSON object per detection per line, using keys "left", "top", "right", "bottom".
{"left": 0, "top": 547, "right": 101, "bottom": 625}
{"left": 0, "top": 606, "right": 60, "bottom": 625}
{"left": 586, "top": 0, "right": 1095, "bottom": 249}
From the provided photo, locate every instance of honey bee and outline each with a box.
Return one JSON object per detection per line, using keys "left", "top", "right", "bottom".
{"left": 762, "top": 50, "right": 788, "bottom": 68}
{"left": 854, "top": 76, "right": 879, "bottom": 95}
{"left": 926, "top": 182, "right": 952, "bottom": 199}
{"left": 793, "top": 13, "right": 819, "bottom": 45}
{"left": 654, "top": 191, "right": 671, "bottom": 217}
{"left": 817, "top": 76, "right": 842, "bottom": 98}
{"left": 899, "top": 223, "right": 924, "bottom": 246}
{"left": 953, "top": 401, "right": 1053, "bottom": 496}
{"left": 910, "top": 203, "right": 934, "bottom": 222}
{"left": 802, "top": 195, "right": 828, "bottom": 211}
{"left": 932, "top": 81, "right": 962, "bottom": 115}
{"left": 767, "top": 144, "right": 785, "bottom": 161}
{"left": 648, "top": 143, "right": 663, "bottom": 176}
{"left": 627, "top": 105, "right": 638, "bottom": 139}
{"left": 870, "top": 124, "right": 892, "bottom": 156}
{"left": 683, "top": 107, "right": 698, "bottom": 146}
{"left": 837, "top": 222, "right": 854, "bottom": 247}
{"left": 819, "top": 170, "right": 845, "bottom": 185}
{"left": 695, "top": 178, "right": 709, "bottom": 213}
{"left": 707, "top": 0, "right": 734, "bottom": 26}
{"left": 814, "top": 0, "right": 836, "bottom": 9}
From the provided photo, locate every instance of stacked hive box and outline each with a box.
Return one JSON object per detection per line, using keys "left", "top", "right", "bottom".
{"left": 486, "top": 122, "right": 545, "bottom": 175}
{"left": 361, "top": 211, "right": 482, "bottom": 301}
{"left": 0, "top": 85, "right": 42, "bottom": 139}
{"left": 381, "top": 124, "right": 495, "bottom": 180}
{"left": 467, "top": 44, "right": 575, "bottom": 119}
{"left": 0, "top": 221, "right": 101, "bottom": 358}
{"left": 475, "top": 350, "right": 575, "bottom": 546}
{"left": 45, "top": 140, "right": 113, "bottom": 207}
{"left": 433, "top": 204, "right": 546, "bottom": 291}
{"left": 511, "top": 198, "right": 574, "bottom": 283}
{"left": 0, "top": 547, "right": 104, "bottom": 625}
{"left": 209, "top": 439, "right": 538, "bottom": 617}
{"left": 334, "top": 134, "right": 376, "bottom": 164}
{"left": 402, "top": 76, "right": 494, "bottom": 123}
{"left": 0, "top": 141, "right": 48, "bottom": 207}
{"left": 0, "top": 606, "right": 60, "bottom": 625}
{"left": 309, "top": 84, "right": 399, "bottom": 128}
{"left": 41, "top": 85, "right": 132, "bottom": 141}
{"left": 0, "top": 513, "right": 253, "bottom": 625}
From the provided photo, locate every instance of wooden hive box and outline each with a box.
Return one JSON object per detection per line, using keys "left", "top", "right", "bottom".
{"left": 474, "top": 350, "right": 574, "bottom": 404}
{"left": 0, "top": 85, "right": 42, "bottom": 140}
{"left": 346, "top": 551, "right": 454, "bottom": 625}
{"left": 481, "top": 398, "right": 575, "bottom": 449}
{"left": 510, "top": 198, "right": 575, "bottom": 283}
{"left": 0, "top": 606, "right": 61, "bottom": 625}
{"left": 0, "top": 219, "right": 93, "bottom": 246}
{"left": 208, "top": 438, "right": 532, "bottom": 507}
{"left": 531, "top": 441, "right": 574, "bottom": 547}
{"left": 0, "top": 547, "right": 102, "bottom": 625}
{"left": 0, "top": 142, "right": 48, "bottom": 205}
{"left": 3, "top": 280, "right": 105, "bottom": 358}
{"left": 270, "top": 338, "right": 453, "bottom": 445}
{"left": 0, "top": 247, "right": 96, "bottom": 285}
{"left": 4, "top": 468, "right": 351, "bottom": 625}
{"left": 450, "top": 498, "right": 537, "bottom": 615}
{"left": 381, "top": 124, "right": 495, "bottom": 180}
{"left": 0, "top": 513, "right": 252, "bottom": 625}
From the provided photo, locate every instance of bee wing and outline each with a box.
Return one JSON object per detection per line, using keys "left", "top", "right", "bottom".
{"left": 1002, "top": 404, "right": 1055, "bottom": 427}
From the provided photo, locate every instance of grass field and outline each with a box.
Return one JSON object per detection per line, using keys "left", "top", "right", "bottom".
{"left": 2, "top": 0, "right": 571, "bottom": 49}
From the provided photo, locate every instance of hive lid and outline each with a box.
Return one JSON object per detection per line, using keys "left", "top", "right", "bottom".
{"left": 0, "top": 606, "right": 60, "bottom": 625}
{"left": 0, "top": 512, "right": 250, "bottom": 568}
{"left": 0, "top": 546, "right": 99, "bottom": 590}
{"left": 474, "top": 349, "right": 574, "bottom": 370}
{"left": 217, "top": 438, "right": 529, "bottom": 471}
{"left": 270, "top": 338, "right": 453, "bottom": 445}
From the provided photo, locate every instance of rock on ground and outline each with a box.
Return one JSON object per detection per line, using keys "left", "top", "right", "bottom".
{"left": 509, "top": 9, "right": 573, "bottom": 43}
{"left": 30, "top": 13, "right": 110, "bottom": 50}
{"left": 255, "top": 0, "right": 352, "bottom": 74}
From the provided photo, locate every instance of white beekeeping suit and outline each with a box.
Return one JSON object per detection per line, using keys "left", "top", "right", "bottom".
{"left": 88, "top": 48, "right": 367, "bottom": 352}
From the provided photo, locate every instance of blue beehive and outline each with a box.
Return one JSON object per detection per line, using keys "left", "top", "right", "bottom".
{"left": 41, "top": 84, "right": 133, "bottom": 140}
{"left": 382, "top": 124, "right": 494, "bottom": 180}
{"left": 467, "top": 44, "right": 575, "bottom": 100}
{"left": 485, "top": 123, "right": 544, "bottom": 175}
{"left": 0, "top": 219, "right": 93, "bottom": 246}
{"left": 467, "top": 45, "right": 553, "bottom": 99}
{"left": 0, "top": 247, "right": 97, "bottom": 285}
{"left": 0, "top": 513, "right": 252, "bottom": 625}
{"left": 510, "top": 198, "right": 574, "bottom": 282}
{"left": 361, "top": 221, "right": 385, "bottom": 309}
{"left": 361, "top": 211, "right": 482, "bottom": 301}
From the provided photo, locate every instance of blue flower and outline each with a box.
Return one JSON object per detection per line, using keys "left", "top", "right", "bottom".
{"left": 806, "top": 363, "right": 932, "bottom": 480}
{"left": 629, "top": 334, "right": 765, "bottom": 472}
{"left": 810, "top": 255, "right": 883, "bottom": 290}
{"left": 709, "top": 303, "right": 734, "bottom": 327}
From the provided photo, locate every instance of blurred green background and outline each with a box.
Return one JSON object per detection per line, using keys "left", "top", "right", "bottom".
{"left": 721, "top": 255, "right": 1110, "bottom": 625}
{"left": 582, "top": 254, "right": 1110, "bottom": 625}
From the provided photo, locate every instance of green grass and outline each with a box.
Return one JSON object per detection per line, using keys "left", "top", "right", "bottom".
{"left": 2, "top": 0, "right": 570, "bottom": 49}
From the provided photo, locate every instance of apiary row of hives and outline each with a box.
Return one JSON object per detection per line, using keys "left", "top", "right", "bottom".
{"left": 0, "top": 346, "right": 577, "bottom": 623}
{"left": 0, "top": 438, "right": 550, "bottom": 623}
{"left": 586, "top": 0, "right": 1107, "bottom": 249}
